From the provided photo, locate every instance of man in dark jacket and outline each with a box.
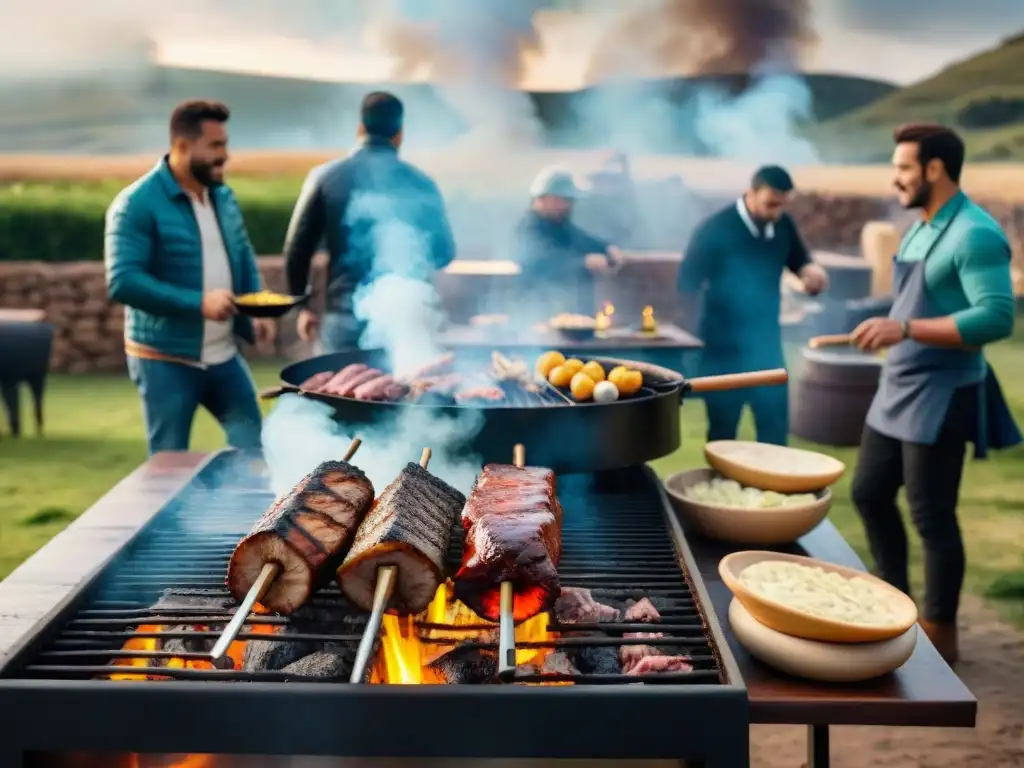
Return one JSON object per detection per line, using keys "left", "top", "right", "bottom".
{"left": 511, "top": 166, "right": 623, "bottom": 322}
{"left": 104, "top": 100, "right": 275, "bottom": 455}
{"left": 677, "top": 165, "right": 828, "bottom": 446}
{"left": 282, "top": 91, "right": 456, "bottom": 352}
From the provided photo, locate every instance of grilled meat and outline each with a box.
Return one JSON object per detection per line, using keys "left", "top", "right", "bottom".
{"left": 320, "top": 364, "right": 368, "bottom": 394}
{"left": 553, "top": 587, "right": 621, "bottom": 624}
{"left": 454, "top": 463, "right": 563, "bottom": 623}
{"left": 519, "top": 651, "right": 579, "bottom": 678}
{"left": 227, "top": 461, "right": 374, "bottom": 615}
{"left": 338, "top": 463, "right": 465, "bottom": 614}
{"left": 299, "top": 371, "right": 335, "bottom": 391}
{"left": 619, "top": 598, "right": 665, "bottom": 674}
{"left": 353, "top": 374, "right": 397, "bottom": 401}
{"left": 626, "top": 655, "right": 692, "bottom": 675}
{"left": 401, "top": 352, "right": 455, "bottom": 382}
{"left": 454, "top": 387, "right": 505, "bottom": 404}
{"left": 336, "top": 368, "right": 383, "bottom": 398}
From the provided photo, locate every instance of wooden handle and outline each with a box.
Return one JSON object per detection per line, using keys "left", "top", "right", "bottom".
{"left": 343, "top": 438, "right": 362, "bottom": 462}
{"left": 513, "top": 444, "right": 526, "bottom": 468}
{"left": 419, "top": 447, "right": 432, "bottom": 468}
{"left": 686, "top": 368, "right": 789, "bottom": 393}
{"left": 259, "top": 384, "right": 298, "bottom": 400}
{"left": 808, "top": 334, "right": 853, "bottom": 349}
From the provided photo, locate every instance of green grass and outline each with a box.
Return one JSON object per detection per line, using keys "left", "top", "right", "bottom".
{"left": 1, "top": 336, "right": 1023, "bottom": 624}
{"left": 814, "top": 33, "right": 1024, "bottom": 162}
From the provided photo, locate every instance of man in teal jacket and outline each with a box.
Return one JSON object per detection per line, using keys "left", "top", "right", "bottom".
{"left": 850, "top": 123, "right": 1020, "bottom": 665}
{"left": 104, "top": 100, "right": 276, "bottom": 454}
{"left": 677, "top": 166, "right": 828, "bottom": 445}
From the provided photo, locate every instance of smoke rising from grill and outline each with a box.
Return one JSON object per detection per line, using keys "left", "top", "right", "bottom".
{"left": 262, "top": 187, "right": 484, "bottom": 499}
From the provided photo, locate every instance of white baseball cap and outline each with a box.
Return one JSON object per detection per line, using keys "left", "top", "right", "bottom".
{"left": 529, "top": 165, "right": 584, "bottom": 199}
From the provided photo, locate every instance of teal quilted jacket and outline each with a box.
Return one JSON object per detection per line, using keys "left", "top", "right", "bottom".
{"left": 104, "top": 158, "right": 261, "bottom": 359}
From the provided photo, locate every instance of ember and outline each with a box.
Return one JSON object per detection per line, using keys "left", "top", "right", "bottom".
{"left": 369, "top": 580, "right": 556, "bottom": 684}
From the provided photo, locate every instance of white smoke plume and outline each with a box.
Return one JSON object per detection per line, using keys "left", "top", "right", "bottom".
{"left": 262, "top": 186, "right": 485, "bottom": 498}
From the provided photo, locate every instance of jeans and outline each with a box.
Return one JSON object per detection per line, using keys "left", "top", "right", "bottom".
{"left": 703, "top": 383, "right": 789, "bottom": 446}
{"left": 850, "top": 386, "right": 977, "bottom": 623}
{"left": 127, "top": 355, "right": 263, "bottom": 455}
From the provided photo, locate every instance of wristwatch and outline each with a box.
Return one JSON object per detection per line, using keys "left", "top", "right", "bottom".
{"left": 900, "top": 320, "right": 911, "bottom": 340}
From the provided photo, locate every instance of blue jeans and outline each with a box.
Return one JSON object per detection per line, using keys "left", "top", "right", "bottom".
{"left": 127, "top": 355, "right": 263, "bottom": 454}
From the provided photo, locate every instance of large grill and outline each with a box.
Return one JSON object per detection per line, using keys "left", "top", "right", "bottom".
{"left": 0, "top": 451, "right": 749, "bottom": 765}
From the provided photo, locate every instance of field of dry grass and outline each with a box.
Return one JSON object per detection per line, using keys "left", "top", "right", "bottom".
{"left": 3, "top": 151, "right": 1023, "bottom": 202}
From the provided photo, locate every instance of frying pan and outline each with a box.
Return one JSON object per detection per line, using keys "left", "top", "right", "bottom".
{"left": 262, "top": 348, "right": 788, "bottom": 474}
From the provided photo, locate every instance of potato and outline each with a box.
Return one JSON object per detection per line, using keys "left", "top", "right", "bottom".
{"left": 570, "top": 372, "right": 596, "bottom": 402}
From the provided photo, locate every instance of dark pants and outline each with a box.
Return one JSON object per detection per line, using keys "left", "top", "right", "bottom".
{"left": 704, "top": 383, "right": 789, "bottom": 446}
{"left": 127, "top": 355, "right": 263, "bottom": 455}
{"left": 851, "top": 386, "right": 977, "bottom": 623}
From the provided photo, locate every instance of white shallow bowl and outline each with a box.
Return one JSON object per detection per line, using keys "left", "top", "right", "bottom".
{"left": 664, "top": 468, "right": 830, "bottom": 546}
{"left": 729, "top": 599, "right": 918, "bottom": 683}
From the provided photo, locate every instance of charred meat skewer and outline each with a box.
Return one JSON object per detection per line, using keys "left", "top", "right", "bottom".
{"left": 454, "top": 447, "right": 562, "bottom": 624}
{"left": 455, "top": 444, "right": 563, "bottom": 682}
{"left": 224, "top": 438, "right": 373, "bottom": 616}
{"left": 343, "top": 448, "right": 465, "bottom": 683}
{"left": 338, "top": 450, "right": 465, "bottom": 615}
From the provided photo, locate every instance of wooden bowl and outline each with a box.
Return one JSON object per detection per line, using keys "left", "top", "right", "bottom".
{"left": 704, "top": 440, "right": 846, "bottom": 493}
{"left": 719, "top": 551, "right": 919, "bottom": 644}
{"left": 664, "top": 468, "right": 830, "bottom": 545}
{"left": 729, "top": 599, "right": 918, "bottom": 682}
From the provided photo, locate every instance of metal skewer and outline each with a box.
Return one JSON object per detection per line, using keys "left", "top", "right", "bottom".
{"left": 209, "top": 438, "right": 362, "bottom": 661}
{"left": 349, "top": 447, "right": 432, "bottom": 684}
{"left": 496, "top": 443, "right": 527, "bottom": 683}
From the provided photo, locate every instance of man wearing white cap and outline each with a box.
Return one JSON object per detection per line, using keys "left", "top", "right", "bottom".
{"left": 511, "top": 166, "right": 624, "bottom": 320}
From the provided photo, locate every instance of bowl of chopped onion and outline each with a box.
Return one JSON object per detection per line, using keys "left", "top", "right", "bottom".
{"left": 719, "top": 551, "right": 919, "bottom": 643}
{"left": 664, "top": 468, "right": 830, "bottom": 545}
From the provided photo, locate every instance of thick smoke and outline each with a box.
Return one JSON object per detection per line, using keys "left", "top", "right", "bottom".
{"left": 586, "top": 0, "right": 815, "bottom": 80}
{"left": 262, "top": 188, "right": 485, "bottom": 499}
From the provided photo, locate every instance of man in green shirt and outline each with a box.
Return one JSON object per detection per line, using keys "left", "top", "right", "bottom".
{"left": 677, "top": 165, "right": 828, "bottom": 445}
{"left": 850, "top": 123, "right": 1020, "bottom": 665}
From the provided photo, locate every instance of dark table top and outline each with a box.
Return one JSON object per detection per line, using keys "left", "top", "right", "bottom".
{"left": 686, "top": 520, "right": 978, "bottom": 728}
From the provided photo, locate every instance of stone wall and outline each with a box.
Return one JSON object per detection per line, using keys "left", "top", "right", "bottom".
{"left": 1, "top": 193, "right": 1021, "bottom": 374}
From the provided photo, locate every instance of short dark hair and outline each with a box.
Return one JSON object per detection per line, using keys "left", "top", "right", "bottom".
{"left": 751, "top": 165, "right": 794, "bottom": 193}
{"left": 893, "top": 123, "right": 965, "bottom": 184}
{"left": 169, "top": 100, "right": 230, "bottom": 141}
{"left": 360, "top": 91, "right": 404, "bottom": 139}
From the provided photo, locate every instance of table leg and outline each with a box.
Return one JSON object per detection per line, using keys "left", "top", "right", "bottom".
{"left": 807, "top": 724, "right": 830, "bottom": 768}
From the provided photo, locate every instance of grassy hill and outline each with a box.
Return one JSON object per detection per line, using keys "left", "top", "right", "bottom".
{"left": 0, "top": 68, "right": 894, "bottom": 156}
{"left": 815, "top": 33, "right": 1024, "bottom": 162}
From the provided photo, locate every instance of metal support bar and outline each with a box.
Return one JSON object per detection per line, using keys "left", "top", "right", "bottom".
{"left": 807, "top": 724, "right": 830, "bottom": 768}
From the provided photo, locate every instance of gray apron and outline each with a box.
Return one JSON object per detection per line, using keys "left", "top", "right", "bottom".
{"left": 866, "top": 201, "right": 1021, "bottom": 453}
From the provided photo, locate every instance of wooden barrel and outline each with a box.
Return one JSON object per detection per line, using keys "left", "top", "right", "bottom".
{"left": 789, "top": 348, "right": 883, "bottom": 447}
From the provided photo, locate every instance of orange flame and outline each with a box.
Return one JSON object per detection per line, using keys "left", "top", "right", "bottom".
{"left": 370, "top": 581, "right": 556, "bottom": 684}
{"left": 641, "top": 305, "right": 657, "bottom": 332}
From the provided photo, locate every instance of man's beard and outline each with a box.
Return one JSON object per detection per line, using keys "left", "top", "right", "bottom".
{"left": 900, "top": 179, "right": 932, "bottom": 209}
{"left": 190, "top": 159, "right": 224, "bottom": 187}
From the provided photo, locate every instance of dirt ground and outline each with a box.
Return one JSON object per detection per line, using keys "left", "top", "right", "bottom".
{"left": 749, "top": 595, "right": 1024, "bottom": 768}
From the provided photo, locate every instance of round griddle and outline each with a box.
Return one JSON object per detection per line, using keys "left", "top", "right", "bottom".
{"left": 262, "top": 348, "right": 786, "bottom": 474}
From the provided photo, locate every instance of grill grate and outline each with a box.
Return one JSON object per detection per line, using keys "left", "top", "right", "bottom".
{"left": 2, "top": 451, "right": 724, "bottom": 686}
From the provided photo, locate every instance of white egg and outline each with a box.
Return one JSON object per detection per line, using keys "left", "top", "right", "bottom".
{"left": 593, "top": 381, "right": 620, "bottom": 403}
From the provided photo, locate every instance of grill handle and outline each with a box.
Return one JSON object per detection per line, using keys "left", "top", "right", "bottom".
{"left": 684, "top": 368, "right": 789, "bottom": 393}
{"left": 260, "top": 384, "right": 300, "bottom": 400}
